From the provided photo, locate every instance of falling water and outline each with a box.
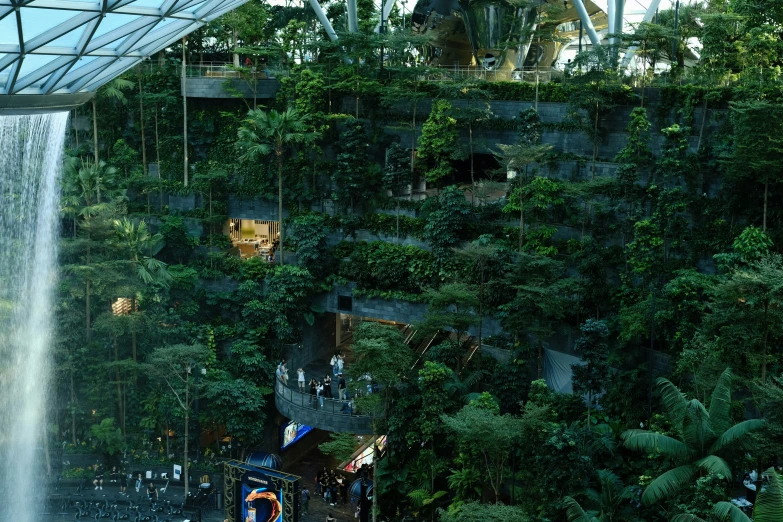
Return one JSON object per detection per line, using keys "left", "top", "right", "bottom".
{"left": 0, "top": 112, "right": 68, "bottom": 520}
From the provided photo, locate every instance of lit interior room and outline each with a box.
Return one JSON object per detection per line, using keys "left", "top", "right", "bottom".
{"left": 227, "top": 218, "right": 279, "bottom": 259}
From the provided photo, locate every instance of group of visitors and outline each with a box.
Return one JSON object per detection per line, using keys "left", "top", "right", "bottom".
{"left": 291, "top": 351, "right": 351, "bottom": 410}
{"left": 316, "top": 467, "right": 349, "bottom": 507}
{"left": 304, "top": 373, "right": 347, "bottom": 409}
{"left": 276, "top": 359, "right": 289, "bottom": 385}
{"left": 90, "top": 462, "right": 157, "bottom": 501}
{"left": 330, "top": 352, "right": 345, "bottom": 376}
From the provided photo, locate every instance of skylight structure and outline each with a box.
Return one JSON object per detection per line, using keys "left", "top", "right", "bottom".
{"left": 0, "top": 0, "right": 248, "bottom": 98}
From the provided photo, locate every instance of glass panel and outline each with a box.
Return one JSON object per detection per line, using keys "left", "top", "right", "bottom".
{"left": 92, "top": 13, "right": 141, "bottom": 39}
{"left": 127, "top": 0, "right": 168, "bottom": 7}
{"left": 17, "top": 54, "right": 59, "bottom": 79}
{"left": 183, "top": 1, "right": 208, "bottom": 13}
{"left": 44, "top": 27, "right": 85, "bottom": 49}
{"left": 0, "top": 14, "right": 19, "bottom": 46}
{"left": 20, "top": 8, "right": 78, "bottom": 42}
{"left": 101, "top": 34, "right": 130, "bottom": 52}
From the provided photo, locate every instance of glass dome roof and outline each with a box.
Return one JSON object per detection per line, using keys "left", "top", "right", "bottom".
{"left": 0, "top": 0, "right": 248, "bottom": 96}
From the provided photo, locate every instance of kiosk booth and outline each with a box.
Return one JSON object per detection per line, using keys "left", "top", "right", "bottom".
{"left": 223, "top": 460, "right": 301, "bottom": 522}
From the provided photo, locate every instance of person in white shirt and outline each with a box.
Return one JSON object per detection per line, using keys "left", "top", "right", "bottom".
{"left": 316, "top": 381, "right": 324, "bottom": 408}
{"left": 297, "top": 368, "right": 305, "bottom": 392}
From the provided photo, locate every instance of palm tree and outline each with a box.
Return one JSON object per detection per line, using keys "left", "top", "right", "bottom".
{"left": 62, "top": 158, "right": 124, "bottom": 342}
{"left": 92, "top": 77, "right": 134, "bottom": 162}
{"left": 236, "top": 108, "right": 319, "bottom": 265}
{"left": 113, "top": 217, "right": 171, "bottom": 362}
{"left": 563, "top": 469, "right": 636, "bottom": 522}
{"left": 671, "top": 468, "right": 783, "bottom": 522}
{"left": 622, "top": 369, "right": 765, "bottom": 505}
{"left": 113, "top": 218, "right": 170, "bottom": 287}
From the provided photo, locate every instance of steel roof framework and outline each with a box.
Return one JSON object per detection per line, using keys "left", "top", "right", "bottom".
{"left": 0, "top": 0, "right": 249, "bottom": 95}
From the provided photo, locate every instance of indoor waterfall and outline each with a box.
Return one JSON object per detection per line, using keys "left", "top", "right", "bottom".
{"left": 0, "top": 112, "right": 68, "bottom": 520}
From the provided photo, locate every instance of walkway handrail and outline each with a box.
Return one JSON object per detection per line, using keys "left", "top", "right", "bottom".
{"left": 274, "top": 380, "right": 372, "bottom": 418}
{"left": 184, "top": 63, "right": 287, "bottom": 79}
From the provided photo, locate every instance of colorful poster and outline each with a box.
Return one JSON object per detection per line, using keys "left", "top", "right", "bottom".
{"left": 280, "top": 420, "right": 313, "bottom": 451}
{"left": 242, "top": 481, "right": 282, "bottom": 522}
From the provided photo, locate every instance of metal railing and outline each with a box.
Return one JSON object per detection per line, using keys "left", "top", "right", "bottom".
{"left": 275, "top": 380, "right": 371, "bottom": 417}
{"left": 422, "top": 65, "right": 555, "bottom": 83}
{"left": 184, "top": 62, "right": 285, "bottom": 79}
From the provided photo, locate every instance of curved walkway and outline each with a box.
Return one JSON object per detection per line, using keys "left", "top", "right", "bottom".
{"left": 274, "top": 380, "right": 374, "bottom": 435}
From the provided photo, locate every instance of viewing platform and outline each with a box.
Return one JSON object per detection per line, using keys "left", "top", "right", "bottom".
{"left": 274, "top": 380, "right": 375, "bottom": 435}
{"left": 181, "top": 63, "right": 281, "bottom": 99}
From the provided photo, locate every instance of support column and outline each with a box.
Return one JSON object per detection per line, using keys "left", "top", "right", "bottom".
{"left": 607, "top": 0, "right": 615, "bottom": 43}
{"left": 613, "top": 0, "right": 625, "bottom": 58}
{"left": 572, "top": 0, "right": 601, "bottom": 47}
{"left": 374, "top": 0, "right": 396, "bottom": 33}
{"left": 308, "top": 0, "right": 352, "bottom": 64}
{"left": 347, "top": 0, "right": 359, "bottom": 33}
{"left": 620, "top": 0, "right": 662, "bottom": 68}
{"left": 309, "top": 0, "right": 339, "bottom": 42}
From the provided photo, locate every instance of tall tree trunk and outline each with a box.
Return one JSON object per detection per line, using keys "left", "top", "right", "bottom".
{"left": 131, "top": 297, "right": 137, "bottom": 362}
{"left": 92, "top": 98, "right": 99, "bottom": 162}
{"left": 277, "top": 153, "right": 285, "bottom": 265}
{"left": 182, "top": 38, "right": 189, "bottom": 187}
{"left": 155, "top": 106, "right": 162, "bottom": 211}
{"left": 696, "top": 98, "right": 708, "bottom": 152}
{"left": 537, "top": 340, "right": 542, "bottom": 379}
{"left": 233, "top": 27, "right": 240, "bottom": 67}
{"left": 70, "top": 369, "right": 77, "bottom": 445}
{"left": 85, "top": 280, "right": 91, "bottom": 341}
{"left": 138, "top": 74, "right": 147, "bottom": 177}
{"left": 410, "top": 102, "right": 417, "bottom": 178}
{"left": 184, "top": 373, "right": 190, "bottom": 497}
{"left": 762, "top": 303, "right": 769, "bottom": 383}
{"left": 519, "top": 184, "right": 525, "bottom": 252}
{"left": 763, "top": 178, "right": 768, "bottom": 232}
{"left": 469, "top": 123, "right": 475, "bottom": 205}
{"left": 113, "top": 331, "right": 125, "bottom": 436}
{"left": 372, "top": 443, "right": 377, "bottom": 522}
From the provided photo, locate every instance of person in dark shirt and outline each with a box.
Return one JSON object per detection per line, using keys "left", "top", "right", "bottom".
{"left": 93, "top": 463, "right": 104, "bottom": 490}
{"left": 119, "top": 468, "right": 128, "bottom": 495}
{"left": 339, "top": 474, "right": 348, "bottom": 504}
{"left": 338, "top": 374, "right": 346, "bottom": 400}
{"left": 147, "top": 482, "right": 158, "bottom": 501}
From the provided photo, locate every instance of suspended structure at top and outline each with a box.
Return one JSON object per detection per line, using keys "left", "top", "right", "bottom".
{"left": 0, "top": 0, "right": 248, "bottom": 108}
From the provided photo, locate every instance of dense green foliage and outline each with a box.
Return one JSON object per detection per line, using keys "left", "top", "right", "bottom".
{"left": 50, "top": 0, "right": 783, "bottom": 520}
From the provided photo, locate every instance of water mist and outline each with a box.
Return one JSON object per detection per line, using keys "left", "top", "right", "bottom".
{"left": 0, "top": 112, "right": 68, "bottom": 520}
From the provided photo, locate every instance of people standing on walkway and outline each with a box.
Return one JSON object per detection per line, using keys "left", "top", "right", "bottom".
{"left": 338, "top": 374, "right": 346, "bottom": 400}
{"left": 309, "top": 378, "right": 318, "bottom": 408}
{"left": 301, "top": 486, "right": 310, "bottom": 514}
{"left": 279, "top": 359, "right": 289, "bottom": 385}
{"left": 339, "top": 474, "right": 348, "bottom": 504}
{"left": 324, "top": 374, "right": 332, "bottom": 398}
{"left": 336, "top": 353, "right": 344, "bottom": 375}
{"left": 317, "top": 380, "right": 324, "bottom": 408}
{"left": 329, "top": 475, "right": 338, "bottom": 507}
{"left": 330, "top": 353, "right": 338, "bottom": 376}
{"left": 297, "top": 368, "right": 305, "bottom": 392}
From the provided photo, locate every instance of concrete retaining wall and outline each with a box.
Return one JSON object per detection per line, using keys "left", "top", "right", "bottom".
{"left": 316, "top": 285, "right": 505, "bottom": 337}
{"left": 183, "top": 77, "right": 280, "bottom": 99}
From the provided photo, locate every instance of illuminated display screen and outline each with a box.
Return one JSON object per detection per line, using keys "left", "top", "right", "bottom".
{"left": 341, "top": 436, "right": 387, "bottom": 473}
{"left": 280, "top": 420, "right": 313, "bottom": 451}
{"left": 242, "top": 477, "right": 282, "bottom": 522}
